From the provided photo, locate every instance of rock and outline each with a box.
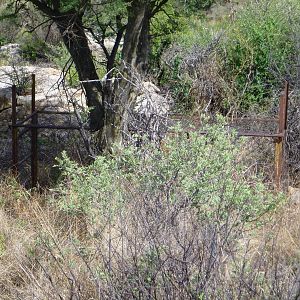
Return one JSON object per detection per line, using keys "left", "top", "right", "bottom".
{"left": 134, "top": 81, "right": 169, "bottom": 117}
{"left": 0, "top": 65, "right": 84, "bottom": 112}
{"left": 0, "top": 44, "right": 22, "bottom": 62}
{"left": 288, "top": 186, "right": 300, "bottom": 205}
{"left": 85, "top": 32, "right": 121, "bottom": 59}
{"left": 129, "top": 81, "right": 171, "bottom": 142}
{"left": 0, "top": 85, "right": 12, "bottom": 111}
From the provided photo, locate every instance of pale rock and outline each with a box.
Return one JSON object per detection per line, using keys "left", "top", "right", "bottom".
{"left": 288, "top": 186, "right": 300, "bottom": 205}
{"left": 134, "top": 81, "right": 169, "bottom": 117}
{"left": 0, "top": 43, "right": 22, "bottom": 60}
{"left": 0, "top": 65, "right": 84, "bottom": 113}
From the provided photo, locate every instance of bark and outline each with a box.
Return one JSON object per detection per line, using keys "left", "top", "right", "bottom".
{"left": 135, "top": 7, "right": 151, "bottom": 72}
{"left": 28, "top": 0, "right": 168, "bottom": 151}
{"left": 55, "top": 14, "right": 104, "bottom": 131}
{"left": 122, "top": 0, "right": 149, "bottom": 71}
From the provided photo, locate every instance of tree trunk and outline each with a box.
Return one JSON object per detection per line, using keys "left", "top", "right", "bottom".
{"left": 100, "top": 0, "right": 153, "bottom": 149}
{"left": 136, "top": 8, "right": 151, "bottom": 72}
{"left": 55, "top": 15, "right": 105, "bottom": 131}
{"left": 122, "top": 0, "right": 151, "bottom": 71}
{"left": 29, "top": 0, "right": 159, "bottom": 151}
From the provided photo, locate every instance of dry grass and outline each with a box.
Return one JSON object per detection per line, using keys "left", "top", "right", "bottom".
{"left": 0, "top": 174, "right": 299, "bottom": 299}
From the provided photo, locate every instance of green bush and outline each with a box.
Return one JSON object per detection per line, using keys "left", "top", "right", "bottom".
{"left": 48, "top": 43, "right": 80, "bottom": 87}
{"left": 150, "top": 2, "right": 184, "bottom": 71}
{"left": 159, "top": 55, "right": 195, "bottom": 112}
{"left": 55, "top": 151, "right": 123, "bottom": 216}
{"left": 162, "top": 0, "right": 300, "bottom": 112}
{"left": 15, "top": 31, "right": 48, "bottom": 61}
{"left": 18, "top": 118, "right": 287, "bottom": 299}
{"left": 0, "top": 4, "right": 20, "bottom": 45}
{"left": 55, "top": 117, "right": 279, "bottom": 225}
{"left": 221, "top": 0, "right": 300, "bottom": 109}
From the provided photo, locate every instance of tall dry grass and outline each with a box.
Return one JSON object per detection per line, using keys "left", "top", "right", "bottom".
{"left": 0, "top": 173, "right": 299, "bottom": 299}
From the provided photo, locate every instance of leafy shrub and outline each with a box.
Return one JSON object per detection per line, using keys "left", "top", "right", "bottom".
{"left": 160, "top": 14, "right": 228, "bottom": 112}
{"left": 221, "top": 0, "right": 300, "bottom": 110}
{"left": 16, "top": 31, "right": 49, "bottom": 62}
{"left": 0, "top": 4, "right": 20, "bottom": 45}
{"left": 55, "top": 151, "right": 123, "bottom": 216}
{"left": 161, "top": 0, "right": 300, "bottom": 112}
{"left": 37, "top": 118, "right": 286, "bottom": 299}
{"left": 48, "top": 43, "right": 80, "bottom": 87}
{"left": 150, "top": 2, "right": 183, "bottom": 71}
{"left": 55, "top": 117, "right": 279, "bottom": 223}
{"left": 159, "top": 54, "right": 195, "bottom": 111}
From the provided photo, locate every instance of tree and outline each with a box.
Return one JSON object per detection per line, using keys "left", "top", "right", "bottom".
{"left": 12, "top": 0, "right": 170, "bottom": 150}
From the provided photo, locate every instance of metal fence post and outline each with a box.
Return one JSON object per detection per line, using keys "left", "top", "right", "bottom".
{"left": 12, "top": 84, "right": 18, "bottom": 174}
{"left": 31, "top": 74, "right": 38, "bottom": 188}
{"left": 274, "top": 82, "right": 289, "bottom": 190}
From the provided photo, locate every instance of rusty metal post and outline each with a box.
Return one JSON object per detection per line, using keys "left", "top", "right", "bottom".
{"left": 31, "top": 74, "right": 38, "bottom": 188}
{"left": 274, "top": 82, "right": 289, "bottom": 189}
{"left": 11, "top": 84, "right": 18, "bottom": 174}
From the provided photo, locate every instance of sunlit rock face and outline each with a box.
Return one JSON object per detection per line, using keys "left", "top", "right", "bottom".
{"left": 0, "top": 66, "right": 84, "bottom": 109}
{"left": 128, "top": 81, "right": 171, "bottom": 142}
{"left": 0, "top": 44, "right": 22, "bottom": 62}
{"left": 288, "top": 186, "right": 300, "bottom": 205}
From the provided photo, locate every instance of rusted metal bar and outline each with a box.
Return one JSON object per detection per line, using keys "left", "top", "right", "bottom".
{"left": 170, "top": 129, "right": 283, "bottom": 138}
{"left": 14, "top": 124, "right": 82, "bottom": 130}
{"left": 18, "top": 127, "right": 31, "bottom": 138}
{"left": 31, "top": 74, "right": 38, "bottom": 188}
{"left": 237, "top": 131, "right": 283, "bottom": 138}
{"left": 37, "top": 110, "right": 74, "bottom": 115}
{"left": 14, "top": 111, "right": 38, "bottom": 126}
{"left": 284, "top": 81, "right": 289, "bottom": 130}
{"left": 274, "top": 82, "right": 289, "bottom": 189}
{"left": 230, "top": 117, "right": 279, "bottom": 122}
{"left": 11, "top": 84, "right": 18, "bottom": 174}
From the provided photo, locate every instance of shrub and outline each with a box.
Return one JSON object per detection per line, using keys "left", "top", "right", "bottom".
{"left": 24, "top": 118, "right": 286, "bottom": 299}
{"left": 55, "top": 117, "right": 279, "bottom": 224}
{"left": 161, "top": 0, "right": 300, "bottom": 113}
{"left": 0, "top": 4, "right": 20, "bottom": 45}
{"left": 48, "top": 43, "right": 80, "bottom": 87}
{"left": 221, "top": 0, "right": 300, "bottom": 110}
{"left": 16, "top": 31, "right": 49, "bottom": 62}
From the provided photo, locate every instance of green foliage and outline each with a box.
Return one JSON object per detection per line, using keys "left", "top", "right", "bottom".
{"left": 221, "top": 0, "right": 300, "bottom": 109}
{"left": 48, "top": 43, "right": 80, "bottom": 87}
{"left": 17, "top": 31, "right": 49, "bottom": 62}
{"left": 157, "top": 10, "right": 223, "bottom": 113}
{"left": 150, "top": 2, "right": 183, "bottom": 70}
{"left": 83, "top": 0, "right": 127, "bottom": 38}
{"left": 59, "top": 0, "right": 82, "bottom": 12}
{"left": 178, "top": 0, "right": 215, "bottom": 14}
{"left": 161, "top": 0, "right": 300, "bottom": 112}
{"left": 55, "top": 118, "right": 279, "bottom": 226}
{"left": 44, "top": 0, "right": 83, "bottom": 13}
{"left": 159, "top": 55, "right": 195, "bottom": 112}
{"left": 0, "top": 2, "right": 20, "bottom": 45}
{"left": 55, "top": 151, "right": 124, "bottom": 216}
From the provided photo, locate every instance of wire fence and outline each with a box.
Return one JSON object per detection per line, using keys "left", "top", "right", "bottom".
{"left": 3, "top": 73, "right": 290, "bottom": 189}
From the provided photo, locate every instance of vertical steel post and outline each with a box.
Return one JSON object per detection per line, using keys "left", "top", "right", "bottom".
{"left": 11, "top": 84, "right": 18, "bottom": 174}
{"left": 274, "top": 82, "right": 289, "bottom": 190}
{"left": 31, "top": 74, "right": 38, "bottom": 188}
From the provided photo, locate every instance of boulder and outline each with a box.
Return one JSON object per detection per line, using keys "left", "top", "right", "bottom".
{"left": 288, "top": 186, "right": 300, "bottom": 205}
{"left": 134, "top": 81, "right": 169, "bottom": 117}
{"left": 0, "top": 81, "right": 12, "bottom": 111}
{"left": 0, "top": 65, "right": 84, "bottom": 111}
{"left": 129, "top": 81, "right": 171, "bottom": 142}
{"left": 0, "top": 44, "right": 22, "bottom": 61}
